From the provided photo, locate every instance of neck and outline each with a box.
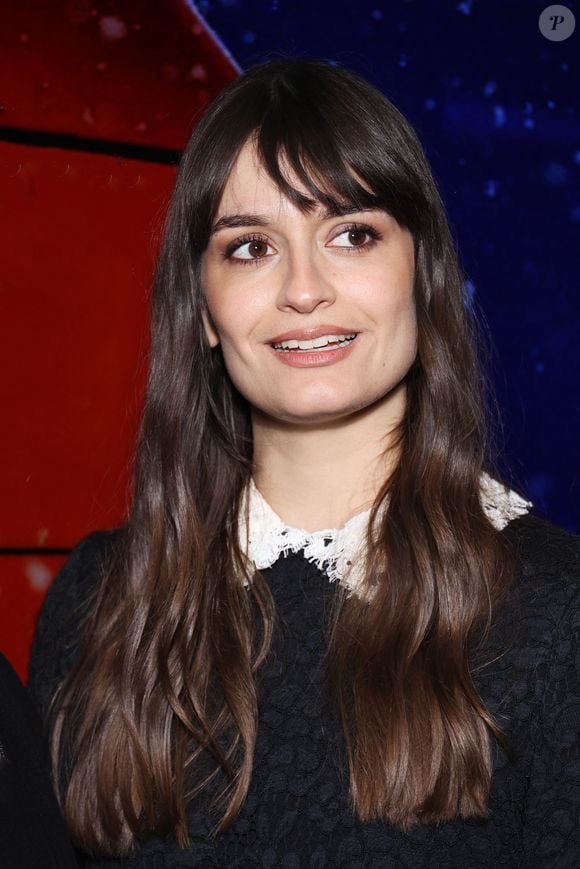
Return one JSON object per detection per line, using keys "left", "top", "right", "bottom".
{"left": 251, "top": 381, "right": 405, "bottom": 532}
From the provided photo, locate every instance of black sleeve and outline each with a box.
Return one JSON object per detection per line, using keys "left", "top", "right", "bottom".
{"left": 522, "top": 575, "right": 580, "bottom": 867}
{"left": 28, "top": 529, "right": 120, "bottom": 720}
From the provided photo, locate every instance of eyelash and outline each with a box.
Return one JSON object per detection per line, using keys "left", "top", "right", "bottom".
{"left": 222, "top": 222, "right": 383, "bottom": 267}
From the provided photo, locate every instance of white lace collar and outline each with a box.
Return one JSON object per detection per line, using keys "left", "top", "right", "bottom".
{"left": 237, "top": 471, "right": 533, "bottom": 596}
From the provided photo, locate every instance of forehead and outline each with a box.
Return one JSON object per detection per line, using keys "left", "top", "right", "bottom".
{"left": 215, "top": 137, "right": 375, "bottom": 221}
{"left": 216, "top": 139, "right": 306, "bottom": 213}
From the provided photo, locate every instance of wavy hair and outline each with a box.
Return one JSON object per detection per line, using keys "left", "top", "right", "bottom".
{"left": 46, "top": 56, "right": 522, "bottom": 855}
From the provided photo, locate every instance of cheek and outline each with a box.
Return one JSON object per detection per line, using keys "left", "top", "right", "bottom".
{"left": 358, "top": 268, "right": 417, "bottom": 362}
{"left": 394, "top": 293, "right": 418, "bottom": 352}
{"left": 356, "top": 239, "right": 415, "bottom": 310}
{"left": 214, "top": 304, "right": 260, "bottom": 348}
{"left": 206, "top": 284, "right": 268, "bottom": 346}
{"left": 358, "top": 266, "right": 416, "bottom": 324}
{"left": 201, "top": 259, "right": 239, "bottom": 341}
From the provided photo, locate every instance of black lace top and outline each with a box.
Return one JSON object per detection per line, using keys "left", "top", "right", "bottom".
{"left": 28, "top": 512, "right": 580, "bottom": 868}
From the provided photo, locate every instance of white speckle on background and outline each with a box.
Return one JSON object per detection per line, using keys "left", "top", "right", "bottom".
{"left": 25, "top": 560, "right": 52, "bottom": 592}
{"left": 493, "top": 105, "right": 506, "bottom": 127}
{"left": 456, "top": 0, "right": 474, "bottom": 15}
{"left": 99, "top": 16, "right": 128, "bottom": 41}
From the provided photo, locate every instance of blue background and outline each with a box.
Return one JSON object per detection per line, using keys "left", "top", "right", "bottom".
{"left": 195, "top": 0, "right": 580, "bottom": 532}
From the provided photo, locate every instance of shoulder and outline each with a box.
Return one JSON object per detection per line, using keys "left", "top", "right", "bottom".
{"left": 476, "top": 510, "right": 580, "bottom": 670}
{"left": 500, "top": 511, "right": 580, "bottom": 627}
{"left": 475, "top": 512, "right": 580, "bottom": 727}
{"left": 28, "top": 527, "right": 123, "bottom": 714}
{"left": 502, "top": 509, "right": 580, "bottom": 569}
{"left": 471, "top": 514, "right": 580, "bottom": 768}
{"left": 33, "top": 527, "right": 122, "bottom": 643}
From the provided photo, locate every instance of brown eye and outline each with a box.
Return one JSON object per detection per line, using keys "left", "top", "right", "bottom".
{"left": 247, "top": 240, "right": 268, "bottom": 258}
{"left": 225, "top": 234, "right": 275, "bottom": 264}
{"left": 348, "top": 228, "right": 367, "bottom": 246}
{"left": 330, "top": 223, "right": 382, "bottom": 252}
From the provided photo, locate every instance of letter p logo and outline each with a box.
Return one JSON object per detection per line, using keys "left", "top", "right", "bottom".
{"left": 539, "top": 5, "right": 576, "bottom": 40}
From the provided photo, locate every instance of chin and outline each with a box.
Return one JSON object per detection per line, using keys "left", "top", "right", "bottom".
{"left": 267, "top": 401, "right": 367, "bottom": 425}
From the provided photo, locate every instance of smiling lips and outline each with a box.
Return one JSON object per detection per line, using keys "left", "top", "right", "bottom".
{"left": 267, "top": 328, "right": 361, "bottom": 367}
{"left": 268, "top": 324, "right": 359, "bottom": 344}
{"left": 273, "top": 333, "right": 357, "bottom": 351}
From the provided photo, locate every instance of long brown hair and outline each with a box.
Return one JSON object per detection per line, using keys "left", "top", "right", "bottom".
{"left": 46, "top": 56, "right": 523, "bottom": 855}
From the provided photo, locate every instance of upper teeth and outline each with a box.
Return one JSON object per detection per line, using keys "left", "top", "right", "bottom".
{"left": 272, "top": 333, "right": 356, "bottom": 350}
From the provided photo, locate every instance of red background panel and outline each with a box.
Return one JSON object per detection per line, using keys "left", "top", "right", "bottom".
{"left": 0, "top": 0, "right": 239, "bottom": 679}
{"left": 0, "top": 0, "right": 238, "bottom": 149}
{"left": 0, "top": 142, "right": 174, "bottom": 548}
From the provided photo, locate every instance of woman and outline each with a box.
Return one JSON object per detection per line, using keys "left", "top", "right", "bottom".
{"left": 0, "top": 652, "right": 78, "bottom": 867}
{"left": 29, "top": 57, "right": 580, "bottom": 867}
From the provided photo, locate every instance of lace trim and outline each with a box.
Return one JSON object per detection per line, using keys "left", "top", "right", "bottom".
{"left": 237, "top": 471, "right": 533, "bottom": 596}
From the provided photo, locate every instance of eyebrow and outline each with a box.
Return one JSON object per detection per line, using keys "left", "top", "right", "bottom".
{"left": 210, "top": 204, "right": 381, "bottom": 236}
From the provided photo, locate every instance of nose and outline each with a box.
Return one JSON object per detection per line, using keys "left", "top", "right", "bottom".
{"left": 275, "top": 247, "right": 337, "bottom": 313}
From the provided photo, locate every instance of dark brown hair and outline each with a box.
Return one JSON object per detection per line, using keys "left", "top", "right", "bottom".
{"left": 47, "top": 55, "right": 522, "bottom": 855}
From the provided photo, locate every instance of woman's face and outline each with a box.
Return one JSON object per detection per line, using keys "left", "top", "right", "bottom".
{"left": 201, "top": 139, "right": 417, "bottom": 425}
